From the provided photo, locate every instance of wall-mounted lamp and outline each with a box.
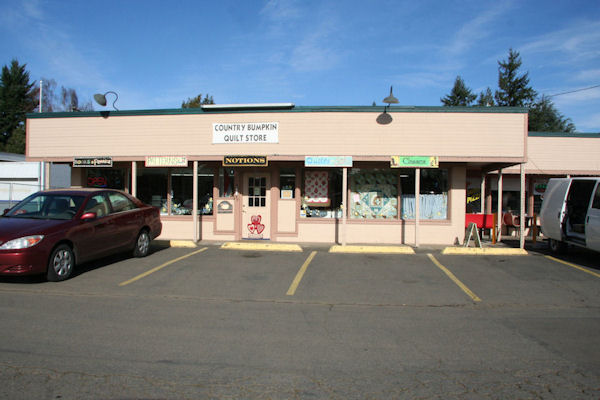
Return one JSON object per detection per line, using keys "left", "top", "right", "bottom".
{"left": 93, "top": 91, "right": 119, "bottom": 111}
{"left": 376, "top": 86, "right": 398, "bottom": 125}
{"left": 383, "top": 86, "right": 398, "bottom": 112}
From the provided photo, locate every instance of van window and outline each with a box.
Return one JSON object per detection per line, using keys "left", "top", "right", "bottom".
{"left": 592, "top": 183, "right": 600, "bottom": 209}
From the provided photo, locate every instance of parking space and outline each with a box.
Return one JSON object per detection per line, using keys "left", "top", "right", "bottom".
{"left": 0, "top": 241, "right": 598, "bottom": 309}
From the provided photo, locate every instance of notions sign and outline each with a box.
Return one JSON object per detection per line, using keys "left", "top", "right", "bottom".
{"left": 145, "top": 156, "right": 188, "bottom": 167}
{"left": 223, "top": 155, "right": 268, "bottom": 167}
{"left": 391, "top": 156, "right": 439, "bottom": 168}
{"left": 73, "top": 157, "right": 113, "bottom": 167}
{"left": 213, "top": 122, "right": 279, "bottom": 144}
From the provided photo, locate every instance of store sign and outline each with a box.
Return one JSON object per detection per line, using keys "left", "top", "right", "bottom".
{"left": 391, "top": 156, "right": 439, "bottom": 168}
{"left": 73, "top": 157, "right": 113, "bottom": 167}
{"left": 223, "top": 155, "right": 268, "bottom": 167}
{"left": 145, "top": 156, "right": 188, "bottom": 167}
{"left": 305, "top": 156, "right": 353, "bottom": 167}
{"left": 212, "top": 122, "right": 279, "bottom": 144}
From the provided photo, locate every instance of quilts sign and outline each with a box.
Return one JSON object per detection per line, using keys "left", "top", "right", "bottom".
{"left": 213, "top": 122, "right": 279, "bottom": 144}
{"left": 305, "top": 156, "right": 353, "bottom": 167}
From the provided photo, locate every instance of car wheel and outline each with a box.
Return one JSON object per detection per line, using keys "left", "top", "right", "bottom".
{"left": 133, "top": 230, "right": 150, "bottom": 258}
{"left": 548, "top": 238, "right": 567, "bottom": 254}
{"left": 47, "top": 244, "right": 75, "bottom": 282}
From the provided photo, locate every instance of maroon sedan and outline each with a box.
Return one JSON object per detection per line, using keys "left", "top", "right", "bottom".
{"left": 0, "top": 188, "right": 162, "bottom": 281}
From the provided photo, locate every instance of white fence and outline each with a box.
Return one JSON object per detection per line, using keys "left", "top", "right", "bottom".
{"left": 0, "top": 182, "right": 43, "bottom": 210}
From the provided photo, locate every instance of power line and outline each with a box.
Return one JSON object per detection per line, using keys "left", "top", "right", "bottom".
{"left": 546, "top": 84, "right": 600, "bottom": 98}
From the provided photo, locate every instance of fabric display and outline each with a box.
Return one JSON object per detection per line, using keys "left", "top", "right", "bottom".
{"left": 304, "top": 171, "right": 330, "bottom": 207}
{"left": 350, "top": 170, "right": 398, "bottom": 219}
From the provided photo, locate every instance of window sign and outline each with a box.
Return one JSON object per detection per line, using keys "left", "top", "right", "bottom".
{"left": 145, "top": 156, "right": 188, "bottom": 167}
{"left": 213, "top": 122, "right": 279, "bottom": 144}
{"left": 391, "top": 156, "right": 438, "bottom": 168}
{"left": 73, "top": 157, "right": 112, "bottom": 167}
{"left": 305, "top": 156, "right": 352, "bottom": 167}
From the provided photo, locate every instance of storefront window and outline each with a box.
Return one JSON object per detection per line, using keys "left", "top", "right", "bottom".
{"left": 198, "top": 165, "right": 214, "bottom": 215}
{"left": 136, "top": 166, "right": 215, "bottom": 216}
{"left": 219, "top": 168, "right": 235, "bottom": 197}
{"left": 86, "top": 168, "right": 125, "bottom": 190}
{"left": 350, "top": 169, "right": 398, "bottom": 219}
{"left": 280, "top": 168, "right": 295, "bottom": 199}
{"left": 137, "top": 168, "right": 168, "bottom": 214}
{"left": 301, "top": 169, "right": 343, "bottom": 218}
{"left": 171, "top": 168, "right": 193, "bottom": 215}
{"left": 401, "top": 169, "right": 448, "bottom": 220}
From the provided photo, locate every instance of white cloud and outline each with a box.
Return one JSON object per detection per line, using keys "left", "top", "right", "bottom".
{"left": 446, "top": 1, "right": 514, "bottom": 56}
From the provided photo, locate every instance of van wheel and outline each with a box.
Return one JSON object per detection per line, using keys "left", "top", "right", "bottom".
{"left": 548, "top": 238, "right": 567, "bottom": 254}
{"left": 47, "top": 244, "right": 75, "bottom": 281}
{"left": 133, "top": 230, "right": 150, "bottom": 257}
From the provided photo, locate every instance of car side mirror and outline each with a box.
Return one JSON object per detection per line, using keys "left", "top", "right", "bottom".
{"left": 81, "top": 212, "right": 97, "bottom": 220}
{"left": 3, "top": 209, "right": 9, "bottom": 215}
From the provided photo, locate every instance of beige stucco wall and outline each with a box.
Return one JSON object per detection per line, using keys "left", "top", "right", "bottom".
{"left": 504, "top": 135, "right": 600, "bottom": 175}
{"left": 27, "top": 111, "right": 526, "bottom": 160}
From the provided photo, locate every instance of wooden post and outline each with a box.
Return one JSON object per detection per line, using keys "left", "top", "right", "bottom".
{"left": 492, "top": 213, "right": 497, "bottom": 244}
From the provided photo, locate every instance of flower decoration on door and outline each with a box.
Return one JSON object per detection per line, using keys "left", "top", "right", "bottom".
{"left": 247, "top": 215, "right": 265, "bottom": 237}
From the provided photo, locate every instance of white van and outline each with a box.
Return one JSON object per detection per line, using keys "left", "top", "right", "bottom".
{"left": 540, "top": 177, "right": 600, "bottom": 253}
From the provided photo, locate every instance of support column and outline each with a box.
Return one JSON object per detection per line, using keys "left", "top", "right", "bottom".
{"left": 45, "top": 162, "right": 51, "bottom": 189}
{"left": 131, "top": 161, "right": 137, "bottom": 197}
{"left": 480, "top": 172, "right": 486, "bottom": 214}
{"left": 520, "top": 164, "right": 525, "bottom": 249}
{"left": 193, "top": 161, "right": 198, "bottom": 242}
{"left": 342, "top": 167, "right": 347, "bottom": 246}
{"left": 497, "top": 169, "right": 503, "bottom": 242}
{"left": 415, "top": 168, "right": 420, "bottom": 248}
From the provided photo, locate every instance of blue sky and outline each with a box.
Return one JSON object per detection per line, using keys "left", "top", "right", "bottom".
{"left": 2, "top": 0, "right": 599, "bottom": 131}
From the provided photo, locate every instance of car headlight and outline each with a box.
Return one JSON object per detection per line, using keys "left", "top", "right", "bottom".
{"left": 0, "top": 235, "right": 44, "bottom": 250}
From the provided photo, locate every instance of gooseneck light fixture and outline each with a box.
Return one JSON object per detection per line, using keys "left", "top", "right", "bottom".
{"left": 376, "top": 86, "right": 398, "bottom": 125}
{"left": 93, "top": 91, "right": 119, "bottom": 111}
{"left": 382, "top": 86, "right": 398, "bottom": 112}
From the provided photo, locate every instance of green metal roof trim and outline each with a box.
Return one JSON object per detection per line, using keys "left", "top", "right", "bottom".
{"left": 26, "top": 105, "right": 527, "bottom": 119}
{"left": 528, "top": 131, "right": 600, "bottom": 138}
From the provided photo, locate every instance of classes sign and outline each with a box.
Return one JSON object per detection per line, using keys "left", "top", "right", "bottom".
{"left": 391, "top": 156, "right": 439, "bottom": 168}
{"left": 73, "top": 157, "right": 113, "bottom": 167}
{"left": 223, "top": 155, "right": 268, "bottom": 167}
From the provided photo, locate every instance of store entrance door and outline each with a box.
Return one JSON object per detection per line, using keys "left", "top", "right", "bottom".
{"left": 242, "top": 173, "right": 270, "bottom": 240}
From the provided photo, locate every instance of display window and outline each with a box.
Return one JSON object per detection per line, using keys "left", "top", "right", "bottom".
{"left": 350, "top": 168, "right": 398, "bottom": 219}
{"left": 280, "top": 168, "right": 295, "bottom": 199}
{"left": 137, "top": 168, "right": 168, "bottom": 213}
{"left": 301, "top": 169, "right": 343, "bottom": 218}
{"left": 219, "top": 167, "right": 235, "bottom": 197}
{"left": 401, "top": 168, "right": 448, "bottom": 220}
{"left": 86, "top": 168, "right": 125, "bottom": 190}
{"left": 136, "top": 166, "right": 215, "bottom": 216}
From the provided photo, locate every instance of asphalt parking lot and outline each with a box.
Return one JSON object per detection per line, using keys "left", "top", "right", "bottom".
{"left": 1, "top": 240, "right": 599, "bottom": 399}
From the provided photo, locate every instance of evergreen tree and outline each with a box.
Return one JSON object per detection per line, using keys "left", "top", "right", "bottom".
{"left": 495, "top": 49, "right": 537, "bottom": 107}
{"left": 181, "top": 93, "right": 214, "bottom": 108}
{"left": 441, "top": 76, "right": 476, "bottom": 106}
{"left": 0, "top": 59, "right": 37, "bottom": 148}
{"left": 477, "top": 87, "right": 495, "bottom": 106}
{"left": 528, "top": 96, "right": 575, "bottom": 133}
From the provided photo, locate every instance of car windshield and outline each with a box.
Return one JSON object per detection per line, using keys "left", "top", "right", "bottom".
{"left": 4, "top": 193, "right": 86, "bottom": 220}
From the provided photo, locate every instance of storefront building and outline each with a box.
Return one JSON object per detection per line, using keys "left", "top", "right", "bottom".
{"left": 26, "top": 105, "right": 528, "bottom": 246}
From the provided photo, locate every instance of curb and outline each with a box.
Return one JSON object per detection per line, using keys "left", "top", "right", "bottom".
{"left": 329, "top": 245, "right": 415, "bottom": 254}
{"left": 441, "top": 247, "right": 528, "bottom": 255}
{"left": 221, "top": 242, "right": 303, "bottom": 252}
{"left": 167, "top": 240, "right": 198, "bottom": 248}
